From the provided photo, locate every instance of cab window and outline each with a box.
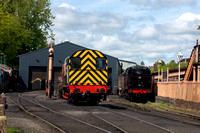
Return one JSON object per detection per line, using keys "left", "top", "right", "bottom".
{"left": 71, "top": 58, "right": 81, "bottom": 69}
{"left": 96, "top": 58, "right": 106, "bottom": 69}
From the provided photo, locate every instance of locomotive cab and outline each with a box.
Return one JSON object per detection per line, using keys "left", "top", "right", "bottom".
{"left": 60, "top": 49, "right": 109, "bottom": 104}
{"left": 118, "top": 65, "right": 153, "bottom": 102}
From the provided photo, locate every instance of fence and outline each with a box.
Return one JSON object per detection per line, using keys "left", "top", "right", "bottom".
{"left": 156, "top": 81, "right": 200, "bottom": 102}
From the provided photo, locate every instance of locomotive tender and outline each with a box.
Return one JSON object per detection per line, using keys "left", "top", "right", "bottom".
{"left": 60, "top": 49, "right": 108, "bottom": 104}
{"left": 118, "top": 65, "right": 153, "bottom": 101}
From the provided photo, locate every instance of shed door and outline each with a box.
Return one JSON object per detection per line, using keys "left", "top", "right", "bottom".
{"left": 29, "top": 66, "right": 62, "bottom": 90}
{"left": 29, "top": 67, "right": 47, "bottom": 90}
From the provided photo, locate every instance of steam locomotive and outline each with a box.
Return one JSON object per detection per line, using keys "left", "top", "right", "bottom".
{"left": 60, "top": 49, "right": 108, "bottom": 104}
{"left": 118, "top": 65, "right": 153, "bottom": 102}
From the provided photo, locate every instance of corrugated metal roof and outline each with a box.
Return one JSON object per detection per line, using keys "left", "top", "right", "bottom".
{"left": 18, "top": 41, "right": 118, "bottom": 60}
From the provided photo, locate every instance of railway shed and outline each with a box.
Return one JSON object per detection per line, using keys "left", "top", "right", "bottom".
{"left": 18, "top": 41, "right": 122, "bottom": 94}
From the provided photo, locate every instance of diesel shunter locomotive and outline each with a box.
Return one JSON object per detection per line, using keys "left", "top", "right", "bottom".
{"left": 60, "top": 49, "right": 108, "bottom": 104}
{"left": 118, "top": 65, "right": 153, "bottom": 101}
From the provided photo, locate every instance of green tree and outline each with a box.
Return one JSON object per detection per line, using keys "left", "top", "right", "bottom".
{"left": 166, "top": 60, "right": 178, "bottom": 70}
{"left": 140, "top": 61, "right": 145, "bottom": 66}
{"left": 180, "top": 62, "right": 188, "bottom": 68}
{"left": 157, "top": 60, "right": 167, "bottom": 71}
{"left": 150, "top": 67, "right": 154, "bottom": 73}
{"left": 0, "top": 0, "right": 54, "bottom": 67}
{"left": 0, "top": 5, "right": 30, "bottom": 67}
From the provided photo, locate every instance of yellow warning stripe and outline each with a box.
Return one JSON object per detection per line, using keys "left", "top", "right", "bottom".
{"left": 68, "top": 49, "right": 108, "bottom": 85}
{"left": 89, "top": 50, "right": 98, "bottom": 58}
{"left": 81, "top": 54, "right": 96, "bottom": 64}
{"left": 71, "top": 70, "right": 87, "bottom": 84}
{"left": 83, "top": 80, "right": 93, "bottom": 85}
{"left": 96, "top": 70, "right": 107, "bottom": 82}
{"left": 69, "top": 69, "right": 75, "bottom": 76}
{"left": 95, "top": 51, "right": 104, "bottom": 57}
{"left": 81, "top": 61, "right": 96, "bottom": 70}
{"left": 90, "top": 71, "right": 103, "bottom": 83}
{"left": 102, "top": 70, "right": 107, "bottom": 77}
{"left": 79, "top": 74, "right": 95, "bottom": 85}
{"left": 80, "top": 50, "right": 88, "bottom": 58}
{"left": 73, "top": 51, "right": 82, "bottom": 57}
{"left": 69, "top": 70, "right": 81, "bottom": 82}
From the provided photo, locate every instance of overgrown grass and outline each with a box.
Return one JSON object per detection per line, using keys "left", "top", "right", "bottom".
{"left": 7, "top": 127, "right": 24, "bottom": 133}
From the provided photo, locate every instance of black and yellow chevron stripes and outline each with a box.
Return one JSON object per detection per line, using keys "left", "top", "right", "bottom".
{"left": 68, "top": 50, "right": 108, "bottom": 85}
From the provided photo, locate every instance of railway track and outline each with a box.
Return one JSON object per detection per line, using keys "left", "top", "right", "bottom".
{"left": 34, "top": 94, "right": 173, "bottom": 133}
{"left": 17, "top": 94, "right": 129, "bottom": 133}
{"left": 7, "top": 96, "right": 65, "bottom": 133}
{"left": 110, "top": 99, "right": 200, "bottom": 127}
{"left": 146, "top": 102, "right": 200, "bottom": 121}
{"left": 6, "top": 91, "right": 200, "bottom": 133}
{"left": 33, "top": 94, "right": 128, "bottom": 133}
{"left": 22, "top": 93, "right": 170, "bottom": 133}
{"left": 99, "top": 105, "right": 174, "bottom": 133}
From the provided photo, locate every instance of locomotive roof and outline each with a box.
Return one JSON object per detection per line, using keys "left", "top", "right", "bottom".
{"left": 119, "top": 64, "right": 151, "bottom": 76}
{"left": 130, "top": 64, "right": 149, "bottom": 70}
{"left": 70, "top": 49, "right": 107, "bottom": 59}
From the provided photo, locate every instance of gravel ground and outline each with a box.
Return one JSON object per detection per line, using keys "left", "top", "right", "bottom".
{"left": 6, "top": 96, "right": 59, "bottom": 133}
{"left": 5, "top": 91, "right": 200, "bottom": 133}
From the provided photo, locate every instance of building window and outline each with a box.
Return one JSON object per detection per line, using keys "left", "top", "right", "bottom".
{"left": 96, "top": 58, "right": 106, "bottom": 69}
{"left": 71, "top": 57, "right": 81, "bottom": 69}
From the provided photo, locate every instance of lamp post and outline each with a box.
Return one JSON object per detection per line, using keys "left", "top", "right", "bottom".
{"left": 195, "top": 24, "right": 200, "bottom": 43}
{"left": 196, "top": 24, "right": 200, "bottom": 62}
{"left": 177, "top": 50, "right": 183, "bottom": 81}
{"left": 157, "top": 59, "right": 162, "bottom": 82}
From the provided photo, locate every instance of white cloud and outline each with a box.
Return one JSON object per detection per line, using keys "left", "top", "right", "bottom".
{"left": 59, "top": 3, "right": 76, "bottom": 10}
{"left": 52, "top": 2, "right": 200, "bottom": 66}
{"left": 176, "top": 12, "right": 200, "bottom": 22}
{"left": 136, "top": 27, "right": 158, "bottom": 39}
{"left": 126, "top": 0, "right": 197, "bottom": 9}
{"left": 53, "top": 4, "right": 127, "bottom": 34}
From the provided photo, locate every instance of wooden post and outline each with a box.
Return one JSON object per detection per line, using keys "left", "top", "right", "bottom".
{"left": 0, "top": 104, "right": 5, "bottom": 116}
{"left": 198, "top": 66, "right": 200, "bottom": 82}
{"left": 0, "top": 116, "right": 7, "bottom": 133}
{"left": 193, "top": 66, "right": 196, "bottom": 82}
{"left": 167, "top": 67, "right": 169, "bottom": 82}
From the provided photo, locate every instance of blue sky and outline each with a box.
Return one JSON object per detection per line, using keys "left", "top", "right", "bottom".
{"left": 50, "top": 0, "right": 200, "bottom": 66}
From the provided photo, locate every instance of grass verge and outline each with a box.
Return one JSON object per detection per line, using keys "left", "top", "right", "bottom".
{"left": 7, "top": 127, "right": 24, "bottom": 133}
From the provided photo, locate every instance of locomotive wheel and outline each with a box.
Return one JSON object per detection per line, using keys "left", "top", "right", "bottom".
{"left": 87, "top": 96, "right": 98, "bottom": 105}
{"left": 74, "top": 98, "right": 79, "bottom": 105}
{"left": 68, "top": 95, "right": 72, "bottom": 104}
{"left": 89, "top": 100, "right": 97, "bottom": 105}
{"left": 58, "top": 88, "right": 64, "bottom": 98}
{"left": 124, "top": 92, "right": 129, "bottom": 99}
